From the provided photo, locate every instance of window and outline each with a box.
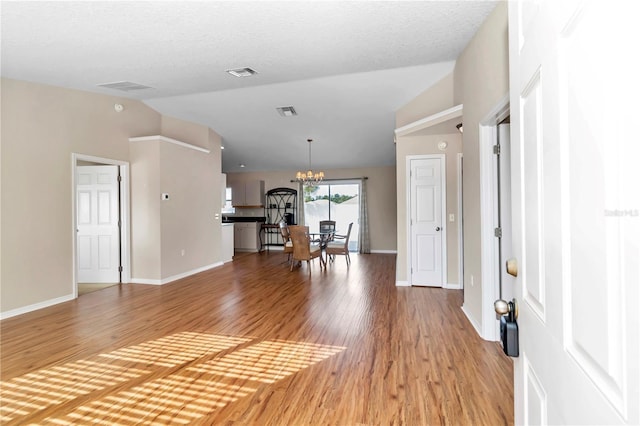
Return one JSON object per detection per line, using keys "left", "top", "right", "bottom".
{"left": 303, "top": 181, "right": 359, "bottom": 251}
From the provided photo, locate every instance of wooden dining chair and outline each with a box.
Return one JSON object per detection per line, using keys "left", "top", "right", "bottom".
{"left": 325, "top": 222, "right": 353, "bottom": 265}
{"left": 288, "top": 225, "right": 325, "bottom": 273}
{"left": 279, "top": 221, "right": 293, "bottom": 265}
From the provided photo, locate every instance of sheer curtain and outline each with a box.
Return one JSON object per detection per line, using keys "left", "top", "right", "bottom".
{"left": 359, "top": 178, "right": 370, "bottom": 254}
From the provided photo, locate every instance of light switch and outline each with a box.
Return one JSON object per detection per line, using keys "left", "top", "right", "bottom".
{"left": 449, "top": 213, "right": 455, "bottom": 222}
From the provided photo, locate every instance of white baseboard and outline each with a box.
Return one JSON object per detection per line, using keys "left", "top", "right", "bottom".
{"left": 131, "top": 262, "right": 223, "bottom": 286}
{"left": 443, "top": 282, "right": 462, "bottom": 290}
{"left": 395, "top": 280, "right": 410, "bottom": 287}
{"left": 370, "top": 250, "right": 397, "bottom": 254}
{"left": 461, "top": 304, "right": 483, "bottom": 337}
{"left": 0, "top": 294, "right": 75, "bottom": 320}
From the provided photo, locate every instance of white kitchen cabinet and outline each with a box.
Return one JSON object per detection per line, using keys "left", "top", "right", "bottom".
{"left": 231, "top": 180, "right": 265, "bottom": 207}
{"left": 233, "top": 222, "right": 260, "bottom": 251}
{"left": 221, "top": 223, "right": 234, "bottom": 262}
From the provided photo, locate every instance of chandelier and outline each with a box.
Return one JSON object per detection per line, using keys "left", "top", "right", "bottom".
{"left": 296, "top": 138, "right": 324, "bottom": 186}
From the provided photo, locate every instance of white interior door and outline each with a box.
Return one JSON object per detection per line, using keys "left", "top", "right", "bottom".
{"left": 76, "top": 165, "right": 120, "bottom": 283}
{"left": 409, "top": 156, "right": 445, "bottom": 287}
{"left": 509, "top": 1, "right": 639, "bottom": 424}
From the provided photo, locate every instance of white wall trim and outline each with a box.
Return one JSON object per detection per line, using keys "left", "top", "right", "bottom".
{"left": 444, "top": 282, "right": 462, "bottom": 290}
{"left": 0, "top": 294, "right": 75, "bottom": 320}
{"left": 457, "top": 152, "right": 464, "bottom": 292}
{"left": 72, "top": 154, "right": 132, "bottom": 298}
{"left": 396, "top": 280, "right": 410, "bottom": 287}
{"left": 478, "top": 94, "right": 510, "bottom": 341}
{"left": 395, "top": 104, "right": 463, "bottom": 137}
{"left": 461, "top": 304, "right": 483, "bottom": 337}
{"left": 131, "top": 262, "right": 222, "bottom": 285}
{"left": 370, "top": 249, "right": 397, "bottom": 254}
{"left": 129, "top": 135, "right": 210, "bottom": 154}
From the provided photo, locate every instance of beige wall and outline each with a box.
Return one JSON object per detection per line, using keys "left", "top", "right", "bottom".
{"left": 159, "top": 126, "right": 221, "bottom": 279}
{"left": 395, "top": 71, "right": 462, "bottom": 286}
{"left": 395, "top": 134, "right": 462, "bottom": 285}
{"left": 396, "top": 73, "right": 455, "bottom": 128}
{"left": 1, "top": 78, "right": 224, "bottom": 315}
{"left": 453, "top": 2, "right": 509, "bottom": 329}
{"left": 226, "top": 165, "right": 397, "bottom": 252}
{"left": 130, "top": 139, "right": 162, "bottom": 280}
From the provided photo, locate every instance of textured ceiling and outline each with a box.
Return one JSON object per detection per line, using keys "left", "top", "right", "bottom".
{"left": 1, "top": 1, "right": 498, "bottom": 173}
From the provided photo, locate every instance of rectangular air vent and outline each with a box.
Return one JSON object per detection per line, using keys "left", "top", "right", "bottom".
{"left": 98, "top": 81, "right": 153, "bottom": 92}
{"left": 226, "top": 67, "right": 258, "bottom": 78}
{"left": 276, "top": 106, "right": 297, "bottom": 117}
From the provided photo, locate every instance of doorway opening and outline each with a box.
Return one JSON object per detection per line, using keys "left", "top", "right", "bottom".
{"left": 72, "top": 154, "right": 131, "bottom": 298}
{"left": 479, "top": 96, "right": 511, "bottom": 341}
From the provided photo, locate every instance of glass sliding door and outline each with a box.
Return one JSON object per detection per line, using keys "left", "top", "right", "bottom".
{"left": 303, "top": 181, "right": 359, "bottom": 251}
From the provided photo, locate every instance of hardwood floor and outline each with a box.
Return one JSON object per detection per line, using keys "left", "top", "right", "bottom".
{"left": 0, "top": 253, "right": 513, "bottom": 425}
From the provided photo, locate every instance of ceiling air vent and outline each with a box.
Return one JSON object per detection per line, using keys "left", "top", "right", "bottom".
{"left": 276, "top": 106, "right": 297, "bottom": 117}
{"left": 226, "top": 67, "right": 258, "bottom": 78}
{"left": 97, "top": 81, "right": 153, "bottom": 92}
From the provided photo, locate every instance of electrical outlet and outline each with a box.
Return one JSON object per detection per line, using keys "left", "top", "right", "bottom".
{"left": 161, "top": 193, "right": 169, "bottom": 200}
{"left": 181, "top": 249, "right": 185, "bottom": 256}
{"left": 471, "top": 275, "right": 474, "bottom": 287}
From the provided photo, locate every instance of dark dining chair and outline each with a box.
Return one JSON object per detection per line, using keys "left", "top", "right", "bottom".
{"left": 319, "top": 220, "right": 336, "bottom": 242}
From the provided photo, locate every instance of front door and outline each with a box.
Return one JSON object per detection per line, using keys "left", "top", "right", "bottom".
{"left": 409, "top": 156, "right": 445, "bottom": 287}
{"left": 76, "top": 165, "right": 120, "bottom": 283}
{"left": 509, "top": 2, "right": 639, "bottom": 424}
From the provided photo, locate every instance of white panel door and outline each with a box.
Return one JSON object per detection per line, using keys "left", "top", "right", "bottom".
{"left": 410, "top": 157, "right": 445, "bottom": 287}
{"left": 509, "top": 1, "right": 639, "bottom": 424}
{"left": 76, "top": 165, "right": 120, "bottom": 283}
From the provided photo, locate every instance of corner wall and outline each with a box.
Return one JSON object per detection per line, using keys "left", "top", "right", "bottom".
{"left": 453, "top": 2, "right": 509, "bottom": 334}
{"left": 1, "top": 78, "right": 224, "bottom": 317}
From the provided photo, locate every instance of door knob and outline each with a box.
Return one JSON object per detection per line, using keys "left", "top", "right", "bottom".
{"left": 435, "top": 226, "right": 441, "bottom": 231}
{"left": 494, "top": 298, "right": 518, "bottom": 320}
{"left": 506, "top": 258, "right": 518, "bottom": 277}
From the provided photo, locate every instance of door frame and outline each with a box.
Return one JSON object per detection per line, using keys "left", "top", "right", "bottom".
{"left": 457, "top": 152, "right": 464, "bottom": 291}
{"left": 406, "top": 154, "right": 447, "bottom": 287}
{"left": 479, "top": 95, "right": 510, "bottom": 340}
{"left": 71, "top": 153, "right": 131, "bottom": 297}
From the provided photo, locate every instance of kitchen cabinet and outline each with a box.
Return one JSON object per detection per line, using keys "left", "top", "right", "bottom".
{"left": 233, "top": 222, "right": 260, "bottom": 251}
{"left": 231, "top": 180, "right": 265, "bottom": 207}
{"left": 221, "top": 223, "right": 234, "bottom": 262}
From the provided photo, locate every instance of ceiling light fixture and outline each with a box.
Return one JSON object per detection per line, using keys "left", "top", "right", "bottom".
{"left": 296, "top": 139, "right": 324, "bottom": 186}
{"left": 226, "top": 67, "right": 258, "bottom": 78}
{"left": 456, "top": 123, "right": 463, "bottom": 133}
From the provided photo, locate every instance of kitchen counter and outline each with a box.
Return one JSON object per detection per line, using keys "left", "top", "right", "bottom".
{"left": 222, "top": 216, "right": 266, "bottom": 223}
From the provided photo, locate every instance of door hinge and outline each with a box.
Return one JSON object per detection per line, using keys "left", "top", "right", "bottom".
{"left": 493, "top": 145, "right": 501, "bottom": 155}
{"left": 118, "top": 266, "right": 123, "bottom": 272}
{"left": 494, "top": 227, "right": 502, "bottom": 238}
{"left": 117, "top": 175, "right": 122, "bottom": 182}
{"left": 118, "top": 220, "right": 121, "bottom": 228}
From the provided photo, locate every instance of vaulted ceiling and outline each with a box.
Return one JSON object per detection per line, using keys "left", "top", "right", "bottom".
{"left": 1, "top": 1, "right": 497, "bottom": 172}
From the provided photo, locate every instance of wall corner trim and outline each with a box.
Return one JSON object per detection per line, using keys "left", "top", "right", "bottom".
{"left": 394, "top": 104, "right": 463, "bottom": 137}
{"left": 443, "top": 282, "right": 461, "bottom": 290}
{"left": 0, "top": 294, "right": 75, "bottom": 320}
{"left": 129, "top": 135, "right": 210, "bottom": 154}
{"left": 396, "top": 281, "right": 410, "bottom": 287}
{"left": 131, "top": 262, "right": 223, "bottom": 286}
